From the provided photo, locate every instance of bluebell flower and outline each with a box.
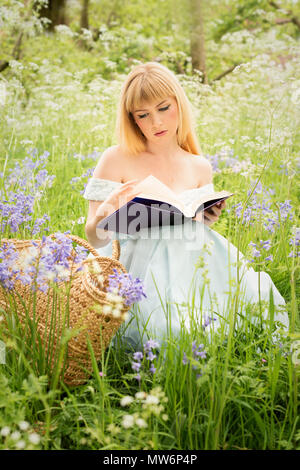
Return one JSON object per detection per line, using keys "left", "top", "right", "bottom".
{"left": 146, "top": 351, "right": 156, "bottom": 361}
{"left": 131, "top": 361, "right": 141, "bottom": 372}
{"left": 107, "top": 269, "right": 147, "bottom": 307}
{"left": 133, "top": 351, "right": 143, "bottom": 361}
{"left": 144, "top": 339, "right": 160, "bottom": 351}
{"left": 182, "top": 341, "right": 208, "bottom": 373}
{"left": 130, "top": 338, "right": 159, "bottom": 381}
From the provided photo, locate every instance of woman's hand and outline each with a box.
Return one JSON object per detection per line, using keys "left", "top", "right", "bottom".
{"left": 95, "top": 179, "right": 141, "bottom": 219}
{"left": 202, "top": 200, "right": 226, "bottom": 226}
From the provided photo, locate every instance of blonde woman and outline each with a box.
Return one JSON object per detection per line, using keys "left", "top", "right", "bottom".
{"left": 84, "top": 62, "right": 288, "bottom": 349}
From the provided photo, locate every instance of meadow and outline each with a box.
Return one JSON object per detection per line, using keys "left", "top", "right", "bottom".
{"left": 0, "top": 10, "right": 299, "bottom": 450}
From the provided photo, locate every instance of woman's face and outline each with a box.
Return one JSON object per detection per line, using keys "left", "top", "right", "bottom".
{"left": 132, "top": 95, "right": 179, "bottom": 143}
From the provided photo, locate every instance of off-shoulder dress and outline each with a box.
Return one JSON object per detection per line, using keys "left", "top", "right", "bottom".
{"left": 83, "top": 177, "right": 288, "bottom": 349}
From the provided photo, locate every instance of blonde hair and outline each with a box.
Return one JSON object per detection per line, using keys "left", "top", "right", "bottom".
{"left": 115, "top": 62, "right": 201, "bottom": 156}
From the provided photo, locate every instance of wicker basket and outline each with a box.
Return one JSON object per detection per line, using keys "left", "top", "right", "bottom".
{"left": 0, "top": 234, "right": 129, "bottom": 387}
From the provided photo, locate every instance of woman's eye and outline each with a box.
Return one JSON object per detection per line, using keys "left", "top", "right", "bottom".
{"left": 159, "top": 105, "right": 170, "bottom": 112}
{"left": 137, "top": 105, "right": 169, "bottom": 119}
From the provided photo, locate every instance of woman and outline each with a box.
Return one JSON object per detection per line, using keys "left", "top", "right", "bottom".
{"left": 84, "top": 62, "right": 288, "bottom": 349}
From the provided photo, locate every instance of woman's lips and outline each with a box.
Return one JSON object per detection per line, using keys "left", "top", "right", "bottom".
{"left": 154, "top": 130, "right": 167, "bottom": 136}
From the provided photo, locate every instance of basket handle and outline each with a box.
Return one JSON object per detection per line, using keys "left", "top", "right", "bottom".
{"left": 49, "top": 234, "right": 120, "bottom": 261}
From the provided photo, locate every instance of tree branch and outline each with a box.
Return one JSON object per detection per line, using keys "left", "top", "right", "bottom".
{"left": 0, "top": 61, "right": 9, "bottom": 73}
{"left": 269, "top": 0, "right": 300, "bottom": 30}
{"left": 0, "top": 32, "right": 24, "bottom": 74}
{"left": 210, "top": 63, "right": 241, "bottom": 84}
{"left": 12, "top": 32, "right": 24, "bottom": 60}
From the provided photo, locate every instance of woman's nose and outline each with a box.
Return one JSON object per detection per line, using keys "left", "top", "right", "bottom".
{"left": 151, "top": 112, "right": 162, "bottom": 127}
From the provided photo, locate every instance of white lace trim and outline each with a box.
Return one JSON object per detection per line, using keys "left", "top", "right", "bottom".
{"left": 83, "top": 177, "right": 122, "bottom": 201}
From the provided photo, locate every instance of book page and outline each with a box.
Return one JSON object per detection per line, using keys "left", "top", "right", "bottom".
{"left": 125, "top": 175, "right": 233, "bottom": 218}
{"left": 133, "top": 175, "right": 185, "bottom": 212}
{"left": 188, "top": 191, "right": 234, "bottom": 215}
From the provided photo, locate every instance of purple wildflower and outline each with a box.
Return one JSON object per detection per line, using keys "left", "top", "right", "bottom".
{"left": 144, "top": 339, "right": 160, "bottom": 351}
{"left": 107, "top": 268, "right": 147, "bottom": 307}
{"left": 247, "top": 180, "right": 263, "bottom": 196}
{"left": 133, "top": 351, "right": 143, "bottom": 361}
{"left": 197, "top": 350, "right": 207, "bottom": 359}
{"left": 146, "top": 351, "right": 156, "bottom": 361}
{"left": 288, "top": 228, "right": 300, "bottom": 258}
{"left": 0, "top": 242, "right": 19, "bottom": 290}
{"left": 182, "top": 341, "right": 208, "bottom": 373}
{"left": 0, "top": 232, "right": 89, "bottom": 293}
{"left": 279, "top": 200, "right": 293, "bottom": 222}
{"left": 0, "top": 149, "right": 55, "bottom": 237}
{"left": 202, "top": 316, "right": 217, "bottom": 330}
{"left": 131, "top": 362, "right": 141, "bottom": 372}
{"left": 182, "top": 352, "right": 189, "bottom": 365}
{"left": 232, "top": 179, "right": 294, "bottom": 234}
{"left": 248, "top": 239, "right": 275, "bottom": 263}
{"left": 130, "top": 338, "right": 159, "bottom": 381}
{"left": 70, "top": 166, "right": 95, "bottom": 194}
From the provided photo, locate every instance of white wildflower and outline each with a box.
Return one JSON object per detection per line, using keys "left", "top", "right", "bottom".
{"left": 18, "top": 421, "right": 29, "bottom": 431}
{"left": 1, "top": 426, "right": 10, "bottom": 437}
{"left": 28, "top": 432, "right": 41, "bottom": 445}
{"left": 135, "top": 391, "right": 147, "bottom": 400}
{"left": 107, "top": 423, "right": 121, "bottom": 435}
{"left": 77, "top": 216, "right": 85, "bottom": 225}
{"left": 15, "top": 439, "right": 26, "bottom": 449}
{"left": 11, "top": 431, "right": 21, "bottom": 440}
{"left": 112, "top": 307, "right": 122, "bottom": 318}
{"left": 91, "top": 261, "right": 102, "bottom": 274}
{"left": 44, "top": 271, "right": 56, "bottom": 282}
{"left": 20, "top": 139, "right": 34, "bottom": 146}
{"left": 106, "top": 292, "right": 123, "bottom": 304}
{"left": 55, "top": 265, "right": 70, "bottom": 281}
{"left": 122, "top": 414, "right": 134, "bottom": 429}
{"left": 135, "top": 418, "right": 147, "bottom": 428}
{"left": 102, "top": 305, "right": 113, "bottom": 315}
{"left": 55, "top": 25, "right": 74, "bottom": 37}
{"left": 145, "top": 395, "right": 159, "bottom": 406}
{"left": 120, "top": 396, "right": 134, "bottom": 407}
{"left": 122, "top": 311, "right": 129, "bottom": 321}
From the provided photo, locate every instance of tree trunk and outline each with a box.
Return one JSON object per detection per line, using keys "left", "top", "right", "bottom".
{"left": 190, "top": 0, "right": 208, "bottom": 83}
{"left": 80, "top": 0, "right": 89, "bottom": 30}
{"left": 38, "top": 0, "right": 68, "bottom": 31}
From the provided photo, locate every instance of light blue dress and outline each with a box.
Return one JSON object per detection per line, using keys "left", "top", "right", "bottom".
{"left": 83, "top": 177, "right": 289, "bottom": 349}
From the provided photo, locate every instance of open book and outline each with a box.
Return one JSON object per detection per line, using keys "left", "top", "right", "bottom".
{"left": 97, "top": 175, "right": 234, "bottom": 235}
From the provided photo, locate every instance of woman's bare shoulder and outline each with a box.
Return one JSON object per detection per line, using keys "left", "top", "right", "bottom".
{"left": 189, "top": 153, "right": 213, "bottom": 185}
{"left": 92, "top": 145, "right": 128, "bottom": 182}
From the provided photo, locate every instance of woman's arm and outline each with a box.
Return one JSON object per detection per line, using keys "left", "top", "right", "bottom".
{"left": 85, "top": 147, "right": 140, "bottom": 248}
{"left": 85, "top": 200, "right": 113, "bottom": 249}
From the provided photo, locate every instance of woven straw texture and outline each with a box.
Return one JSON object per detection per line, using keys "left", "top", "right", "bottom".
{"left": 0, "top": 234, "right": 129, "bottom": 387}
